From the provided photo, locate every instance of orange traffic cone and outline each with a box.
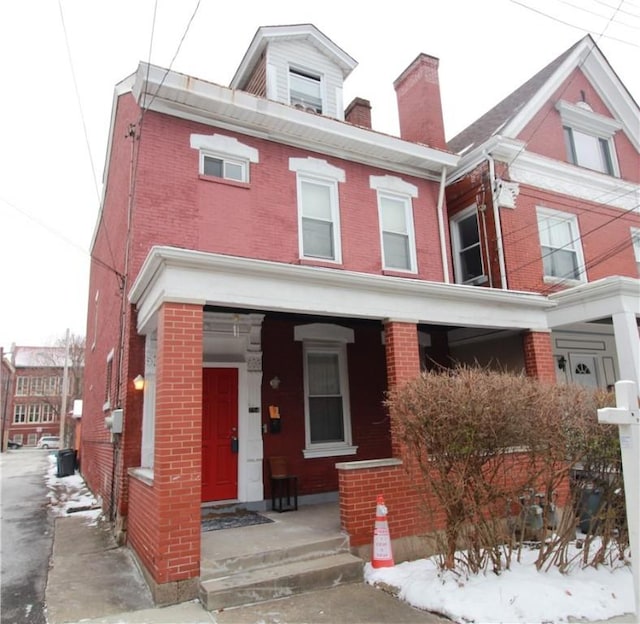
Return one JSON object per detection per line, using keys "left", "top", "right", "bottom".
{"left": 371, "top": 494, "right": 394, "bottom": 568}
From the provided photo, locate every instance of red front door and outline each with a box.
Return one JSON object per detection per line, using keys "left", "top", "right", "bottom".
{"left": 202, "top": 368, "right": 238, "bottom": 502}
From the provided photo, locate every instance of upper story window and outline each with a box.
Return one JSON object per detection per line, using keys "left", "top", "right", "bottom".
{"left": 190, "top": 133, "right": 259, "bottom": 184}
{"left": 556, "top": 100, "right": 621, "bottom": 177}
{"left": 202, "top": 155, "right": 246, "bottom": 182}
{"left": 451, "top": 204, "right": 486, "bottom": 285}
{"left": 289, "top": 68, "right": 323, "bottom": 113}
{"left": 370, "top": 175, "right": 418, "bottom": 273}
{"left": 290, "top": 158, "right": 345, "bottom": 263}
{"left": 16, "top": 376, "right": 29, "bottom": 396}
{"left": 631, "top": 228, "right": 640, "bottom": 275}
{"left": 536, "top": 206, "right": 586, "bottom": 283}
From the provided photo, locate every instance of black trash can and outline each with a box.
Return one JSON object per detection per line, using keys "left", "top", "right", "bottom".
{"left": 579, "top": 487, "right": 602, "bottom": 534}
{"left": 56, "top": 449, "right": 76, "bottom": 478}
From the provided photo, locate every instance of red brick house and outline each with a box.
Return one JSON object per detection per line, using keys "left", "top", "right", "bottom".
{"left": 81, "top": 25, "right": 639, "bottom": 601}
{"left": 445, "top": 35, "right": 639, "bottom": 389}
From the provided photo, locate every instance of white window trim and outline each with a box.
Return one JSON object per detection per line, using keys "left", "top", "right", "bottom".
{"left": 556, "top": 100, "right": 621, "bottom": 177}
{"left": 631, "top": 227, "right": 640, "bottom": 275}
{"left": 295, "top": 323, "right": 356, "bottom": 459}
{"left": 190, "top": 133, "right": 259, "bottom": 183}
{"left": 450, "top": 204, "right": 487, "bottom": 285}
{"left": 140, "top": 333, "right": 157, "bottom": 469}
{"left": 370, "top": 175, "right": 418, "bottom": 273}
{"left": 103, "top": 348, "right": 114, "bottom": 412}
{"left": 290, "top": 158, "right": 345, "bottom": 264}
{"left": 536, "top": 206, "right": 587, "bottom": 284}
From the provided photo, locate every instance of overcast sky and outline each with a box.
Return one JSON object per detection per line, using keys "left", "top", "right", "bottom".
{"left": 1, "top": 0, "right": 639, "bottom": 353}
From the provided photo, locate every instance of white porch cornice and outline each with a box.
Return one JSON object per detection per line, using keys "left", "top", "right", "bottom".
{"left": 128, "top": 246, "right": 554, "bottom": 335}
{"left": 547, "top": 276, "right": 640, "bottom": 327}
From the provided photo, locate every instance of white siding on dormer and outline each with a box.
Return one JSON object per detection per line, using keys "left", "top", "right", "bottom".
{"left": 265, "top": 39, "right": 345, "bottom": 120}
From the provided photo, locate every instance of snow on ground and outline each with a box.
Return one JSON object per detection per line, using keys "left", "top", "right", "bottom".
{"left": 44, "top": 453, "right": 101, "bottom": 523}
{"left": 365, "top": 544, "right": 634, "bottom": 624}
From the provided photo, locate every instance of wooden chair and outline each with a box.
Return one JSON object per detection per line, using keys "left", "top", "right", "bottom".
{"left": 268, "top": 456, "right": 298, "bottom": 512}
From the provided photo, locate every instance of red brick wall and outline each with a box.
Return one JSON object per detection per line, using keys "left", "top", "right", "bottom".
{"left": 152, "top": 302, "right": 203, "bottom": 582}
{"left": 127, "top": 473, "right": 158, "bottom": 577}
{"left": 522, "top": 331, "right": 556, "bottom": 383}
{"left": 126, "top": 106, "right": 446, "bottom": 284}
{"left": 261, "top": 316, "right": 391, "bottom": 497}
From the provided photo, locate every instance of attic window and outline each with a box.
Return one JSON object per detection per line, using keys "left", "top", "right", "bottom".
{"left": 556, "top": 100, "right": 621, "bottom": 177}
{"left": 289, "top": 68, "right": 323, "bottom": 114}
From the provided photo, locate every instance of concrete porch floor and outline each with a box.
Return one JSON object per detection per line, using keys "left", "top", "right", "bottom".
{"left": 200, "top": 502, "right": 345, "bottom": 580}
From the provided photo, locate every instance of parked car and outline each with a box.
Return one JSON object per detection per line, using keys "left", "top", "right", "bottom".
{"left": 36, "top": 435, "right": 60, "bottom": 449}
{"left": 7, "top": 439, "right": 22, "bottom": 449}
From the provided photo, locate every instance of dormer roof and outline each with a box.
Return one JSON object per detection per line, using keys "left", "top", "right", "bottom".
{"left": 230, "top": 23, "right": 357, "bottom": 91}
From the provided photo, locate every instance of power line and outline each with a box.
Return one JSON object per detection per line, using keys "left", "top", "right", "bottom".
{"left": 510, "top": 0, "right": 639, "bottom": 47}
{"left": 56, "top": 0, "right": 101, "bottom": 203}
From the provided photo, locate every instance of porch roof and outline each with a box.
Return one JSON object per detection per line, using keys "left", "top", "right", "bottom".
{"left": 129, "top": 246, "right": 554, "bottom": 335}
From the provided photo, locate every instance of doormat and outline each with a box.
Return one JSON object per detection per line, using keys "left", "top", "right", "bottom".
{"left": 201, "top": 509, "right": 274, "bottom": 532}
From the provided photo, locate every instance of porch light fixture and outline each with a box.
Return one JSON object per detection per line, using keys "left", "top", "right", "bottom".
{"left": 133, "top": 374, "right": 145, "bottom": 391}
{"left": 557, "top": 356, "right": 567, "bottom": 372}
{"left": 269, "top": 376, "right": 281, "bottom": 390}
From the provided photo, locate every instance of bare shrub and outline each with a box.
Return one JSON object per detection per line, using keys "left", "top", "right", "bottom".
{"left": 387, "top": 365, "right": 625, "bottom": 575}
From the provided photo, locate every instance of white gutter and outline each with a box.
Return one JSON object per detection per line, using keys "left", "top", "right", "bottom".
{"left": 486, "top": 151, "right": 508, "bottom": 290}
{"left": 436, "top": 166, "right": 450, "bottom": 283}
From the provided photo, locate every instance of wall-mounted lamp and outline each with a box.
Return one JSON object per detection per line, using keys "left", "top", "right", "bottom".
{"left": 133, "top": 374, "right": 145, "bottom": 391}
{"left": 557, "top": 356, "right": 567, "bottom": 372}
{"left": 269, "top": 376, "right": 281, "bottom": 390}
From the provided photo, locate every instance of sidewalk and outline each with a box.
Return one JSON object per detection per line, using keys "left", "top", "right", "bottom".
{"left": 45, "top": 513, "right": 448, "bottom": 624}
{"left": 43, "top": 458, "right": 636, "bottom": 624}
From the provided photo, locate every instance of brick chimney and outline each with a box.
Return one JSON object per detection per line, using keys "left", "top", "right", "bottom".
{"left": 345, "top": 97, "right": 372, "bottom": 129}
{"left": 394, "top": 53, "right": 446, "bottom": 149}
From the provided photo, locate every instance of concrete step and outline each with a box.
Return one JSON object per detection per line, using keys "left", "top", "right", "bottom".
{"left": 199, "top": 552, "right": 364, "bottom": 611}
{"left": 201, "top": 534, "right": 350, "bottom": 580}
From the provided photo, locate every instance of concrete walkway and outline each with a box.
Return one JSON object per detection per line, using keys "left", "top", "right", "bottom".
{"left": 45, "top": 512, "right": 449, "bottom": 624}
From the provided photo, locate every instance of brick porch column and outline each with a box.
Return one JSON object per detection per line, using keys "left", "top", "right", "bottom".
{"left": 522, "top": 330, "right": 556, "bottom": 383}
{"left": 154, "top": 302, "right": 203, "bottom": 586}
{"left": 384, "top": 320, "right": 421, "bottom": 457}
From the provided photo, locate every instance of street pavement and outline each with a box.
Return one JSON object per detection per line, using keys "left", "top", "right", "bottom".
{"left": 1, "top": 449, "right": 53, "bottom": 624}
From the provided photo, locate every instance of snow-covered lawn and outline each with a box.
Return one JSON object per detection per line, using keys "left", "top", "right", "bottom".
{"left": 365, "top": 544, "right": 634, "bottom": 623}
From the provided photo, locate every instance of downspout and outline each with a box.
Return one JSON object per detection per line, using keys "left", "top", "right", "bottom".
{"left": 485, "top": 151, "right": 508, "bottom": 289}
{"left": 436, "top": 166, "right": 450, "bottom": 283}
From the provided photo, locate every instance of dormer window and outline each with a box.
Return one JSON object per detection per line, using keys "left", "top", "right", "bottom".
{"left": 556, "top": 100, "right": 621, "bottom": 177}
{"left": 289, "top": 68, "right": 323, "bottom": 114}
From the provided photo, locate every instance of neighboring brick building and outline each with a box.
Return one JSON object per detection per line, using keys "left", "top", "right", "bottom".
{"left": 2, "top": 346, "right": 65, "bottom": 447}
{"left": 445, "top": 35, "right": 640, "bottom": 390}
{"left": 81, "top": 25, "right": 639, "bottom": 601}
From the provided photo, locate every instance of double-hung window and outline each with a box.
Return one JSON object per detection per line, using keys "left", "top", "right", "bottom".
{"left": 16, "top": 377, "right": 29, "bottom": 396}
{"left": 13, "top": 405, "right": 26, "bottom": 424}
{"left": 556, "top": 100, "right": 620, "bottom": 176}
{"left": 451, "top": 205, "right": 485, "bottom": 284}
{"left": 28, "top": 404, "right": 40, "bottom": 423}
{"left": 290, "top": 158, "right": 345, "bottom": 263}
{"left": 190, "top": 133, "right": 259, "bottom": 184}
{"left": 370, "top": 175, "right": 418, "bottom": 273}
{"left": 289, "top": 68, "right": 323, "bottom": 113}
{"left": 295, "top": 323, "right": 356, "bottom": 459}
{"left": 536, "top": 207, "right": 586, "bottom": 282}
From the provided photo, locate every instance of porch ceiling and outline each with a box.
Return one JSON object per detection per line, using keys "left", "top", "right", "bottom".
{"left": 129, "top": 246, "right": 553, "bottom": 335}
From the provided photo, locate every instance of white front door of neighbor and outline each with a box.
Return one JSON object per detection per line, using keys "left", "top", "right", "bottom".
{"left": 569, "top": 354, "right": 599, "bottom": 388}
